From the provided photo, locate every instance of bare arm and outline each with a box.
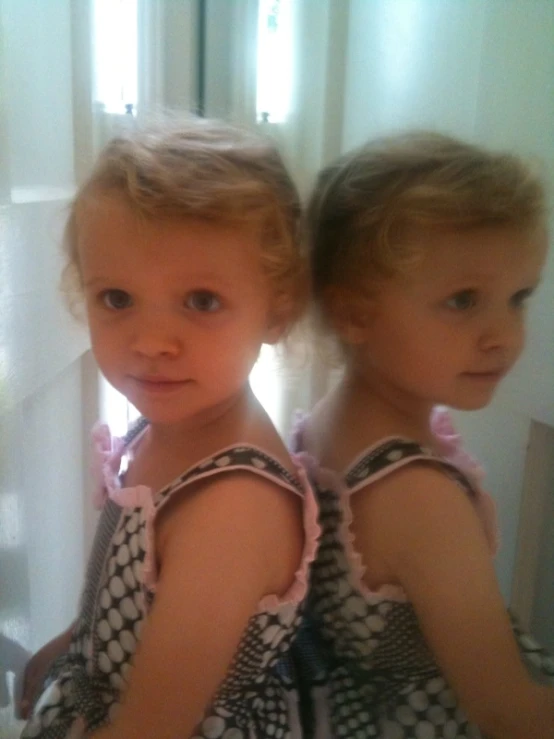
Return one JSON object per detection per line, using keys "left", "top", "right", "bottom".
{"left": 17, "top": 621, "right": 76, "bottom": 719}
{"left": 92, "top": 472, "right": 303, "bottom": 739}
{"left": 352, "top": 465, "right": 554, "bottom": 739}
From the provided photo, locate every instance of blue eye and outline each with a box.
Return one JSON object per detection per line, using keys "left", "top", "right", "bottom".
{"left": 101, "top": 289, "right": 132, "bottom": 310}
{"left": 445, "top": 291, "right": 477, "bottom": 311}
{"left": 186, "top": 291, "right": 221, "bottom": 313}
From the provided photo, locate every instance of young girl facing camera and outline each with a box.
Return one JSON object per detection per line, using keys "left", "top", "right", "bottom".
{"left": 293, "top": 132, "right": 554, "bottom": 738}
{"left": 19, "top": 117, "right": 318, "bottom": 739}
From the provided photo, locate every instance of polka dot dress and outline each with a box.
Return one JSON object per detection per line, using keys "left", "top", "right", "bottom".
{"left": 22, "top": 422, "right": 317, "bottom": 739}
{"left": 294, "top": 434, "right": 554, "bottom": 739}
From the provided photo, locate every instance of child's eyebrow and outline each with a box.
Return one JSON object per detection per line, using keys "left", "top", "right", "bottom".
{"left": 82, "top": 273, "right": 236, "bottom": 289}
{"left": 518, "top": 280, "right": 541, "bottom": 293}
{"left": 83, "top": 277, "right": 112, "bottom": 288}
{"left": 447, "top": 269, "right": 542, "bottom": 283}
{"left": 443, "top": 276, "right": 494, "bottom": 287}
{"left": 438, "top": 269, "right": 505, "bottom": 285}
{"left": 187, "top": 273, "right": 234, "bottom": 288}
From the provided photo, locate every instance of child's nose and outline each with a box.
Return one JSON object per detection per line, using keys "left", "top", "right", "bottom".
{"left": 131, "top": 314, "right": 182, "bottom": 358}
{"left": 478, "top": 309, "right": 523, "bottom": 354}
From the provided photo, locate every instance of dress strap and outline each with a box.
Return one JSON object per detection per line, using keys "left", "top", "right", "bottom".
{"left": 345, "top": 437, "right": 476, "bottom": 497}
{"left": 133, "top": 432, "right": 316, "bottom": 599}
{"left": 154, "top": 444, "right": 305, "bottom": 511}
{"left": 121, "top": 415, "right": 149, "bottom": 448}
{"left": 343, "top": 436, "right": 499, "bottom": 555}
{"left": 119, "top": 417, "right": 305, "bottom": 503}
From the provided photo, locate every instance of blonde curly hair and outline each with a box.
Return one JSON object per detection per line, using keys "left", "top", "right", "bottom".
{"left": 307, "top": 131, "right": 547, "bottom": 325}
{"left": 63, "top": 116, "right": 307, "bottom": 333}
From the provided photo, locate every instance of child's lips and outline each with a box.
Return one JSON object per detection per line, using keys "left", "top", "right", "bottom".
{"left": 462, "top": 369, "right": 505, "bottom": 381}
{"left": 131, "top": 375, "right": 192, "bottom": 392}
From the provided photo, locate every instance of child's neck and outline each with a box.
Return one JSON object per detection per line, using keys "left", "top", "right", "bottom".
{"left": 125, "top": 386, "right": 272, "bottom": 492}
{"left": 346, "top": 369, "right": 436, "bottom": 439}
{"left": 148, "top": 389, "right": 252, "bottom": 452}
{"left": 307, "top": 369, "right": 438, "bottom": 473}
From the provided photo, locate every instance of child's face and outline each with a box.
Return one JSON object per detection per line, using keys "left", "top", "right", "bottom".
{"left": 77, "top": 195, "right": 280, "bottom": 426}
{"left": 351, "top": 224, "right": 548, "bottom": 412}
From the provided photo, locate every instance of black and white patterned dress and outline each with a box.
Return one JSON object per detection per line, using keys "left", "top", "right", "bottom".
{"left": 22, "top": 418, "right": 320, "bottom": 739}
{"left": 291, "top": 409, "right": 554, "bottom": 739}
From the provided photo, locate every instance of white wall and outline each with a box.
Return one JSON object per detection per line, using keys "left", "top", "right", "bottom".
{"left": 343, "top": 0, "right": 486, "bottom": 144}
{"left": 2, "top": 0, "right": 75, "bottom": 193}
{"left": 0, "top": 1, "right": 91, "bottom": 731}
{"left": 341, "top": 0, "right": 554, "bottom": 600}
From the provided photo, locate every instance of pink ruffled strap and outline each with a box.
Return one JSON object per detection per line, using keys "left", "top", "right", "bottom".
{"left": 257, "top": 460, "right": 320, "bottom": 612}
{"left": 91, "top": 422, "right": 152, "bottom": 510}
{"left": 143, "top": 448, "right": 321, "bottom": 604}
{"left": 90, "top": 422, "right": 126, "bottom": 510}
{"left": 91, "top": 421, "right": 157, "bottom": 588}
{"left": 320, "top": 460, "right": 409, "bottom": 604}
{"left": 293, "top": 406, "right": 500, "bottom": 591}
{"left": 91, "top": 421, "right": 321, "bottom": 605}
{"left": 430, "top": 406, "right": 499, "bottom": 554}
{"left": 430, "top": 406, "right": 485, "bottom": 487}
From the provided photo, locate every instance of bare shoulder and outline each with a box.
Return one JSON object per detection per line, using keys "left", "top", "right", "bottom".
{"left": 156, "top": 469, "right": 304, "bottom": 597}
{"left": 350, "top": 462, "right": 485, "bottom": 588}
{"left": 352, "top": 461, "right": 475, "bottom": 526}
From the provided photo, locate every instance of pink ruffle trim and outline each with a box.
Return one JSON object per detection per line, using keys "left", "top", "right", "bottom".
{"left": 430, "top": 406, "right": 500, "bottom": 555}
{"left": 92, "top": 422, "right": 321, "bottom": 606}
{"left": 292, "top": 408, "right": 500, "bottom": 602}
{"left": 296, "top": 448, "right": 408, "bottom": 603}
{"left": 430, "top": 406, "right": 485, "bottom": 486}
{"left": 257, "top": 460, "right": 321, "bottom": 613}
{"left": 91, "top": 422, "right": 126, "bottom": 510}
{"left": 91, "top": 422, "right": 157, "bottom": 591}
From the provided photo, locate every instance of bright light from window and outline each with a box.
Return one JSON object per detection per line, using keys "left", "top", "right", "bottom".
{"left": 378, "top": 0, "right": 422, "bottom": 94}
{"left": 249, "top": 345, "right": 283, "bottom": 430}
{"left": 256, "top": 0, "right": 293, "bottom": 123}
{"left": 93, "top": 0, "right": 138, "bottom": 114}
{"left": 100, "top": 378, "right": 139, "bottom": 439}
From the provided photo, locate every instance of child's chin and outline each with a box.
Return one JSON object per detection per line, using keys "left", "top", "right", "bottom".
{"left": 450, "top": 394, "right": 495, "bottom": 412}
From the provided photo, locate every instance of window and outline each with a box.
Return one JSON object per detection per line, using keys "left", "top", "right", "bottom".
{"left": 256, "top": 0, "right": 293, "bottom": 123}
{"left": 93, "top": 0, "right": 138, "bottom": 114}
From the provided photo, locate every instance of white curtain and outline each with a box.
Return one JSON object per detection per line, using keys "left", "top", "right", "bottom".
{"left": 0, "top": 2, "right": 92, "bottom": 734}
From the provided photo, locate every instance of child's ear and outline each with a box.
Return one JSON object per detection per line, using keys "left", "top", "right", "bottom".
{"left": 326, "top": 287, "right": 374, "bottom": 346}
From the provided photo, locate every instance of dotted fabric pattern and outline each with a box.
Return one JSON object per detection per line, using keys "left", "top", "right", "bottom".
{"left": 303, "top": 438, "right": 554, "bottom": 739}
{"left": 22, "top": 433, "right": 309, "bottom": 739}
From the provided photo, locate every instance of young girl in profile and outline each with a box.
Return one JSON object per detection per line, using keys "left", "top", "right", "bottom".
{"left": 293, "top": 132, "right": 554, "bottom": 738}
{"left": 19, "top": 116, "right": 319, "bottom": 739}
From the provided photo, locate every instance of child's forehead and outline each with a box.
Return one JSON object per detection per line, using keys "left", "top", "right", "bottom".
{"left": 75, "top": 191, "right": 262, "bottom": 242}
{"left": 75, "top": 190, "right": 136, "bottom": 228}
{"left": 404, "top": 222, "right": 544, "bottom": 256}
{"left": 400, "top": 223, "right": 547, "bottom": 283}
{"left": 75, "top": 194, "right": 267, "bottom": 284}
